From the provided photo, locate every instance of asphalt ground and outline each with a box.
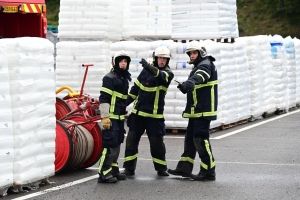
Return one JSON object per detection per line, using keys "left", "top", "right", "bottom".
{"left": 3, "top": 109, "right": 300, "bottom": 200}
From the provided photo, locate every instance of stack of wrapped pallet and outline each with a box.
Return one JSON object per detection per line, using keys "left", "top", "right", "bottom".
{"left": 0, "top": 38, "right": 56, "bottom": 194}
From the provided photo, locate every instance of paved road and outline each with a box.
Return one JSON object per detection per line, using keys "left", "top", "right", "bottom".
{"left": 4, "top": 109, "right": 300, "bottom": 200}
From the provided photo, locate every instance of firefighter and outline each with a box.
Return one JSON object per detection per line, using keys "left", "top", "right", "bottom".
{"left": 122, "top": 46, "right": 174, "bottom": 177}
{"left": 168, "top": 41, "right": 218, "bottom": 181}
{"left": 97, "top": 50, "right": 132, "bottom": 183}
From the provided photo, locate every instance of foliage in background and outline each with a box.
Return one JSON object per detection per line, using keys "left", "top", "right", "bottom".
{"left": 46, "top": 0, "right": 59, "bottom": 26}
{"left": 46, "top": 0, "right": 300, "bottom": 38}
{"left": 237, "top": 0, "right": 300, "bottom": 38}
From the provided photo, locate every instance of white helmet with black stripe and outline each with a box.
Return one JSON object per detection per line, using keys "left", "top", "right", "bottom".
{"left": 185, "top": 41, "right": 207, "bottom": 58}
{"left": 112, "top": 50, "right": 131, "bottom": 70}
{"left": 153, "top": 46, "right": 171, "bottom": 66}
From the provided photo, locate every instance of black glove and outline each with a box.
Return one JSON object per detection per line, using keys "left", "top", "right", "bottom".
{"left": 177, "top": 83, "right": 187, "bottom": 94}
{"left": 139, "top": 58, "right": 158, "bottom": 76}
{"left": 139, "top": 58, "right": 150, "bottom": 68}
{"left": 181, "top": 80, "right": 195, "bottom": 92}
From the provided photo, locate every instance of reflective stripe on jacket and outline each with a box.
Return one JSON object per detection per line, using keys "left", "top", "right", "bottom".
{"left": 183, "top": 56, "right": 218, "bottom": 120}
{"left": 99, "top": 70, "right": 130, "bottom": 120}
{"left": 129, "top": 66, "right": 174, "bottom": 118}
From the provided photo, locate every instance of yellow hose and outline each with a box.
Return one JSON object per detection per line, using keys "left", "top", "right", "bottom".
{"left": 56, "top": 86, "right": 80, "bottom": 97}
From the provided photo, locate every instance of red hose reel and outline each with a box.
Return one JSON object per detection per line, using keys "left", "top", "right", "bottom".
{"left": 55, "top": 64, "right": 102, "bottom": 173}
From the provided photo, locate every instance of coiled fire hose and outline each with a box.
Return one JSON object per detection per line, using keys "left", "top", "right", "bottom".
{"left": 62, "top": 120, "right": 94, "bottom": 170}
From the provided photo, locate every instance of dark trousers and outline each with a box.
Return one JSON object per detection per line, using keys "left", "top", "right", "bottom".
{"left": 98, "top": 119, "right": 125, "bottom": 179}
{"left": 176, "top": 117, "right": 215, "bottom": 174}
{"left": 123, "top": 114, "right": 167, "bottom": 171}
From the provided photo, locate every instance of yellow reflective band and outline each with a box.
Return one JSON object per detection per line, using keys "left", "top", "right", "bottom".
{"left": 103, "top": 167, "right": 112, "bottom": 175}
{"left": 153, "top": 158, "right": 167, "bottom": 166}
{"left": 129, "top": 93, "right": 137, "bottom": 100}
{"left": 98, "top": 148, "right": 107, "bottom": 174}
{"left": 211, "top": 161, "right": 216, "bottom": 168}
{"left": 211, "top": 85, "right": 215, "bottom": 112}
{"left": 110, "top": 114, "right": 125, "bottom": 120}
{"left": 154, "top": 69, "right": 159, "bottom": 77}
{"left": 179, "top": 157, "right": 194, "bottom": 164}
{"left": 162, "top": 71, "right": 169, "bottom": 83}
{"left": 183, "top": 111, "right": 217, "bottom": 118}
{"left": 204, "top": 139, "right": 215, "bottom": 169}
{"left": 192, "top": 90, "right": 197, "bottom": 107}
{"left": 196, "top": 74, "right": 205, "bottom": 83}
{"left": 101, "top": 87, "right": 113, "bottom": 95}
{"left": 195, "top": 80, "right": 218, "bottom": 89}
{"left": 132, "top": 108, "right": 164, "bottom": 118}
{"left": 113, "top": 91, "right": 127, "bottom": 99}
{"left": 195, "top": 69, "right": 210, "bottom": 79}
{"left": 135, "top": 79, "right": 168, "bottom": 92}
{"left": 201, "top": 162, "right": 208, "bottom": 170}
{"left": 154, "top": 90, "right": 160, "bottom": 114}
{"left": 110, "top": 94, "right": 116, "bottom": 113}
{"left": 112, "top": 163, "right": 118, "bottom": 167}
{"left": 124, "top": 154, "right": 138, "bottom": 162}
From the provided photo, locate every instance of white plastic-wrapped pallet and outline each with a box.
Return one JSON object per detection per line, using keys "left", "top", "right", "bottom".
{"left": 0, "top": 43, "right": 14, "bottom": 191}
{"left": 284, "top": 36, "right": 297, "bottom": 108}
{"left": 171, "top": 0, "right": 239, "bottom": 40}
{"left": 233, "top": 39, "right": 251, "bottom": 121}
{"left": 58, "top": 0, "right": 124, "bottom": 41}
{"left": 270, "top": 35, "right": 288, "bottom": 111}
{"left": 238, "top": 36, "right": 265, "bottom": 119}
{"left": 2, "top": 37, "right": 56, "bottom": 185}
{"left": 125, "top": 0, "right": 172, "bottom": 39}
{"left": 293, "top": 37, "right": 300, "bottom": 104}
{"left": 255, "top": 36, "right": 276, "bottom": 114}
{"left": 56, "top": 41, "right": 111, "bottom": 99}
{"left": 219, "top": 43, "right": 238, "bottom": 124}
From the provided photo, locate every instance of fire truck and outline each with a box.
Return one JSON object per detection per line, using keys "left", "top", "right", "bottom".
{"left": 0, "top": 0, "right": 47, "bottom": 38}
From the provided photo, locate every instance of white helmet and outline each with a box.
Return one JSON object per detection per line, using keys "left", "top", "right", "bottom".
{"left": 185, "top": 41, "right": 207, "bottom": 57}
{"left": 154, "top": 46, "right": 171, "bottom": 58}
{"left": 112, "top": 50, "right": 131, "bottom": 66}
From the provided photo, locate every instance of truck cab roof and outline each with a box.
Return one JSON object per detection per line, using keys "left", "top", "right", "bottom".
{"left": 0, "top": 0, "right": 45, "bottom": 4}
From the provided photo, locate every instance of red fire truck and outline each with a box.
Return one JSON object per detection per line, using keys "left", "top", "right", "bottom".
{"left": 0, "top": 0, "right": 47, "bottom": 38}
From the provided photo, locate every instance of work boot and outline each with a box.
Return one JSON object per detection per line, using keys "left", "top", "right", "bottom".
{"left": 167, "top": 169, "right": 190, "bottom": 178}
{"left": 157, "top": 171, "right": 169, "bottom": 176}
{"left": 114, "top": 173, "right": 127, "bottom": 180}
{"left": 122, "top": 168, "right": 135, "bottom": 176}
{"left": 190, "top": 170, "right": 216, "bottom": 181}
{"left": 98, "top": 176, "right": 118, "bottom": 183}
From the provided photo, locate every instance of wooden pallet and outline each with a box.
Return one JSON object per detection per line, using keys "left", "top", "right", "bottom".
{"left": 275, "top": 109, "right": 287, "bottom": 115}
{"left": 262, "top": 111, "right": 276, "bottom": 118}
{"left": 209, "top": 127, "right": 220, "bottom": 133}
{"left": 288, "top": 106, "right": 298, "bottom": 112}
{"left": 220, "top": 122, "right": 238, "bottom": 130}
{"left": 238, "top": 118, "right": 249, "bottom": 125}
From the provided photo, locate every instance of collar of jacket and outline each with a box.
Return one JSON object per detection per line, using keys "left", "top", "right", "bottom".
{"left": 112, "top": 69, "right": 132, "bottom": 81}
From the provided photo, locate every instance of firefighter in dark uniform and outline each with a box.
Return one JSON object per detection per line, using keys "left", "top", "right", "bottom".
{"left": 122, "top": 46, "right": 174, "bottom": 176}
{"left": 168, "top": 41, "right": 218, "bottom": 181}
{"left": 97, "top": 50, "right": 131, "bottom": 183}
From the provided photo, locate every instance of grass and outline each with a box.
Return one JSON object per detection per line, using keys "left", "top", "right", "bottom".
{"left": 46, "top": 0, "right": 300, "bottom": 38}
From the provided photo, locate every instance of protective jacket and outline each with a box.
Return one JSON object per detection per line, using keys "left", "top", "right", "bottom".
{"left": 183, "top": 56, "right": 218, "bottom": 120}
{"left": 128, "top": 65, "right": 174, "bottom": 118}
{"left": 99, "top": 69, "right": 131, "bottom": 120}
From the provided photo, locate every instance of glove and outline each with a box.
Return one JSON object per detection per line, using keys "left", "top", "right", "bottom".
{"left": 181, "top": 80, "right": 195, "bottom": 92}
{"left": 139, "top": 58, "right": 150, "bottom": 68}
{"left": 139, "top": 58, "right": 158, "bottom": 76}
{"left": 101, "top": 117, "right": 112, "bottom": 130}
{"left": 177, "top": 83, "right": 187, "bottom": 94}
